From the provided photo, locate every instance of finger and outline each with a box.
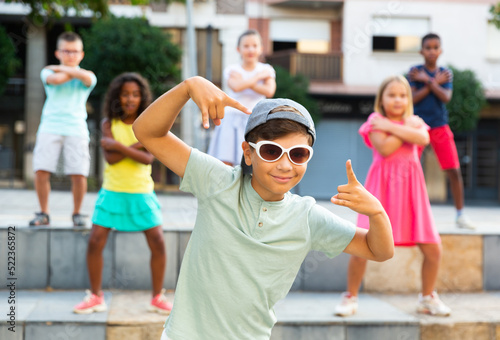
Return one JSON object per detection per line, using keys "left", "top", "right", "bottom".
{"left": 226, "top": 97, "right": 251, "bottom": 115}
{"left": 346, "top": 159, "right": 359, "bottom": 184}
{"left": 200, "top": 107, "right": 210, "bottom": 129}
{"left": 213, "top": 118, "right": 221, "bottom": 126}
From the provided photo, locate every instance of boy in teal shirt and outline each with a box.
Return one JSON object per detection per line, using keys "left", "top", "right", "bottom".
{"left": 30, "top": 32, "right": 96, "bottom": 227}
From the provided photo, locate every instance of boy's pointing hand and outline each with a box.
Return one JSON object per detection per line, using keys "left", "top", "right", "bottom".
{"left": 331, "top": 160, "right": 384, "bottom": 217}
{"left": 185, "top": 76, "right": 251, "bottom": 129}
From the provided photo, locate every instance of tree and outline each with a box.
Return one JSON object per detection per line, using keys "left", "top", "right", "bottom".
{"left": 490, "top": 3, "right": 500, "bottom": 29}
{"left": 5, "top": 0, "right": 109, "bottom": 21}
{"left": 80, "top": 16, "right": 182, "bottom": 98}
{"left": 0, "top": 25, "right": 21, "bottom": 97}
{"left": 273, "top": 66, "right": 320, "bottom": 123}
{"left": 446, "top": 65, "right": 486, "bottom": 132}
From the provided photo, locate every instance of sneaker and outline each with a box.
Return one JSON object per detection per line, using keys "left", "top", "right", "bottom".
{"left": 417, "top": 292, "right": 451, "bottom": 316}
{"left": 73, "top": 290, "right": 107, "bottom": 314}
{"left": 72, "top": 213, "right": 87, "bottom": 227}
{"left": 148, "top": 289, "right": 173, "bottom": 315}
{"left": 29, "top": 212, "right": 50, "bottom": 226}
{"left": 456, "top": 214, "right": 476, "bottom": 230}
{"left": 334, "top": 292, "right": 358, "bottom": 316}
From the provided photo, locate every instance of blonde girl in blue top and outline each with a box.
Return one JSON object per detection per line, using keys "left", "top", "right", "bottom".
{"left": 133, "top": 76, "right": 394, "bottom": 340}
{"left": 73, "top": 73, "right": 172, "bottom": 315}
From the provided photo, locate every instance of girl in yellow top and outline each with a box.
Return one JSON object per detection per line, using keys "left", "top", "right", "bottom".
{"left": 73, "top": 73, "right": 172, "bottom": 315}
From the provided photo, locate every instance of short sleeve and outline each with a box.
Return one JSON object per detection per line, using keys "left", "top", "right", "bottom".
{"left": 358, "top": 112, "right": 383, "bottom": 149}
{"left": 86, "top": 72, "right": 97, "bottom": 89}
{"left": 308, "top": 204, "right": 356, "bottom": 258}
{"left": 263, "top": 63, "right": 276, "bottom": 78}
{"left": 180, "top": 148, "right": 239, "bottom": 200}
{"left": 40, "top": 68, "right": 54, "bottom": 85}
{"left": 223, "top": 64, "right": 239, "bottom": 83}
{"left": 407, "top": 65, "right": 419, "bottom": 88}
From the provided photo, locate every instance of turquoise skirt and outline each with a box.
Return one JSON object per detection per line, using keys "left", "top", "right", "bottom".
{"left": 92, "top": 189, "right": 163, "bottom": 231}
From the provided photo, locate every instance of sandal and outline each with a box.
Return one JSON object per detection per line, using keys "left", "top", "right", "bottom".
{"left": 29, "top": 212, "right": 50, "bottom": 226}
{"left": 72, "top": 213, "right": 88, "bottom": 227}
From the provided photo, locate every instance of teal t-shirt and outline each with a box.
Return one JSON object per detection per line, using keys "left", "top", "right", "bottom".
{"left": 38, "top": 68, "right": 97, "bottom": 140}
{"left": 165, "top": 149, "right": 356, "bottom": 340}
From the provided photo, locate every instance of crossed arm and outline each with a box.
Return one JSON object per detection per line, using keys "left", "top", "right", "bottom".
{"left": 227, "top": 68, "right": 276, "bottom": 98}
{"left": 45, "top": 65, "right": 95, "bottom": 87}
{"left": 100, "top": 119, "right": 154, "bottom": 165}
{"left": 409, "top": 68, "right": 452, "bottom": 104}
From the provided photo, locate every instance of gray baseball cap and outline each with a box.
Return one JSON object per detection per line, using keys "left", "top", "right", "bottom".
{"left": 244, "top": 98, "right": 316, "bottom": 145}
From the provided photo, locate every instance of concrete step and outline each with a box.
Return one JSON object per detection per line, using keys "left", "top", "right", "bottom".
{"left": 1, "top": 290, "right": 499, "bottom": 340}
{"left": 1, "top": 225, "right": 499, "bottom": 293}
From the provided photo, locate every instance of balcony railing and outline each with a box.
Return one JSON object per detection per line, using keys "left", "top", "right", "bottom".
{"left": 266, "top": 50, "right": 343, "bottom": 82}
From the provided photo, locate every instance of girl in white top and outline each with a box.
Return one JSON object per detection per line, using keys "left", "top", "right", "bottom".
{"left": 208, "top": 29, "right": 276, "bottom": 166}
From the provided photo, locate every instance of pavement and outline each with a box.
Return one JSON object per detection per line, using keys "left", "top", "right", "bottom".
{"left": 0, "top": 188, "right": 499, "bottom": 234}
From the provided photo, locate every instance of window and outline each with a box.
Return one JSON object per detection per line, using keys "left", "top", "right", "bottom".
{"left": 487, "top": 21, "right": 500, "bottom": 59}
{"left": 372, "top": 17, "right": 429, "bottom": 53}
{"left": 270, "top": 19, "right": 330, "bottom": 53}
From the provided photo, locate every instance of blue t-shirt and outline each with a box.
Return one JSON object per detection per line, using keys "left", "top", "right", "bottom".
{"left": 164, "top": 149, "right": 356, "bottom": 340}
{"left": 408, "top": 65, "right": 453, "bottom": 128}
{"left": 38, "top": 68, "right": 97, "bottom": 140}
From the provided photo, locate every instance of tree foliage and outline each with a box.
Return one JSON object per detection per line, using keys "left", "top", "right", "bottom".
{"left": 273, "top": 66, "right": 320, "bottom": 123}
{"left": 5, "top": 0, "right": 109, "bottom": 21}
{"left": 0, "top": 25, "right": 21, "bottom": 97}
{"left": 446, "top": 65, "right": 486, "bottom": 132}
{"left": 80, "top": 16, "right": 182, "bottom": 98}
{"left": 490, "top": 3, "right": 500, "bottom": 29}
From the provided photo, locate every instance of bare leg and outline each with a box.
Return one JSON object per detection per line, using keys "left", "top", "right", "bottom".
{"left": 71, "top": 174, "right": 87, "bottom": 215}
{"left": 418, "top": 243, "right": 442, "bottom": 296}
{"left": 346, "top": 255, "right": 368, "bottom": 296}
{"left": 445, "top": 168, "right": 464, "bottom": 211}
{"left": 87, "top": 224, "right": 111, "bottom": 295}
{"left": 144, "top": 226, "right": 166, "bottom": 297}
{"left": 35, "top": 170, "right": 51, "bottom": 214}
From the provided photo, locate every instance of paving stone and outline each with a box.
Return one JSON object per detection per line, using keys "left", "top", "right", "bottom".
{"left": 114, "top": 232, "right": 153, "bottom": 290}
{"left": 484, "top": 235, "right": 500, "bottom": 290}
{"left": 271, "top": 325, "right": 345, "bottom": 340}
{"left": 49, "top": 229, "right": 113, "bottom": 289}
{"left": 346, "top": 325, "right": 419, "bottom": 340}
{"left": 0, "top": 325, "right": 23, "bottom": 340}
{"left": 24, "top": 323, "right": 106, "bottom": 340}
{"left": 163, "top": 231, "right": 178, "bottom": 289}
{"left": 5, "top": 227, "right": 50, "bottom": 289}
{"left": 299, "top": 251, "right": 350, "bottom": 291}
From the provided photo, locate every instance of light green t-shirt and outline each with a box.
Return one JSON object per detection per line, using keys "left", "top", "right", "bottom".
{"left": 38, "top": 68, "right": 97, "bottom": 140}
{"left": 165, "top": 149, "right": 356, "bottom": 340}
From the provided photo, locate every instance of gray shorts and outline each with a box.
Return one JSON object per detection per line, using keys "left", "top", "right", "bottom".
{"left": 33, "top": 133, "right": 90, "bottom": 176}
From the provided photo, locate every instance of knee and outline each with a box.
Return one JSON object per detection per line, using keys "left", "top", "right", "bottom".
{"left": 87, "top": 234, "right": 107, "bottom": 254}
{"left": 148, "top": 232, "right": 166, "bottom": 254}
{"left": 350, "top": 255, "right": 368, "bottom": 266}
{"left": 425, "top": 244, "right": 442, "bottom": 263}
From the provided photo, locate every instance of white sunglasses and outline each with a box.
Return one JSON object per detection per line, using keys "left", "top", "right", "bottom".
{"left": 248, "top": 140, "right": 313, "bottom": 165}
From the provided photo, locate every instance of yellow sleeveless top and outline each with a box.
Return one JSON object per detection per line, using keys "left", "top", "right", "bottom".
{"left": 102, "top": 119, "right": 154, "bottom": 193}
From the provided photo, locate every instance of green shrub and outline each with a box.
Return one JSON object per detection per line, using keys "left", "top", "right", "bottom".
{"left": 0, "top": 25, "right": 21, "bottom": 96}
{"left": 447, "top": 65, "right": 486, "bottom": 132}
{"left": 273, "top": 66, "right": 320, "bottom": 123}
{"left": 80, "top": 16, "right": 182, "bottom": 98}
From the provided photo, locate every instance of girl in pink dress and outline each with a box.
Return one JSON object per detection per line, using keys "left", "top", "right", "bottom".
{"left": 335, "top": 75, "right": 451, "bottom": 317}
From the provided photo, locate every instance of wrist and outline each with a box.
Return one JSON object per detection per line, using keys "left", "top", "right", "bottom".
{"left": 426, "top": 78, "right": 434, "bottom": 85}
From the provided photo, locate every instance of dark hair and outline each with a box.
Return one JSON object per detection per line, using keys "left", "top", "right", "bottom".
{"left": 421, "top": 33, "right": 440, "bottom": 47}
{"left": 57, "top": 32, "right": 82, "bottom": 48}
{"left": 102, "top": 72, "right": 152, "bottom": 121}
{"left": 237, "top": 29, "right": 262, "bottom": 47}
{"left": 245, "top": 107, "right": 313, "bottom": 146}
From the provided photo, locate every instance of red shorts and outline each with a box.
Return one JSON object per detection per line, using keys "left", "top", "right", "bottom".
{"left": 428, "top": 125, "right": 460, "bottom": 170}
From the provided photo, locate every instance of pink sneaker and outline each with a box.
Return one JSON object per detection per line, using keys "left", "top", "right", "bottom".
{"left": 149, "top": 289, "right": 173, "bottom": 315}
{"left": 73, "top": 290, "right": 107, "bottom": 314}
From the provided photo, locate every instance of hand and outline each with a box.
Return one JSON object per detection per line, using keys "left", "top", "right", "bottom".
{"left": 404, "top": 115, "right": 425, "bottom": 128}
{"left": 370, "top": 116, "right": 393, "bottom": 132}
{"left": 434, "top": 69, "right": 452, "bottom": 85}
{"left": 100, "top": 137, "right": 120, "bottom": 151}
{"left": 331, "top": 160, "right": 385, "bottom": 217}
{"left": 185, "top": 76, "right": 251, "bottom": 128}
{"left": 409, "top": 68, "right": 430, "bottom": 83}
{"left": 46, "top": 65, "right": 63, "bottom": 72}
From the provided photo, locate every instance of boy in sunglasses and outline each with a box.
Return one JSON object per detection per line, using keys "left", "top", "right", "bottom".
{"left": 133, "top": 76, "right": 393, "bottom": 340}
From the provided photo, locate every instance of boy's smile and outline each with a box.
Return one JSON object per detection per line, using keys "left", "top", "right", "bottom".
{"left": 243, "top": 132, "right": 310, "bottom": 202}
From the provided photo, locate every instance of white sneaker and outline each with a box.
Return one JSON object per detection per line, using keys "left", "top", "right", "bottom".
{"left": 456, "top": 214, "right": 476, "bottom": 230}
{"left": 417, "top": 292, "right": 451, "bottom": 316}
{"left": 334, "top": 292, "right": 358, "bottom": 316}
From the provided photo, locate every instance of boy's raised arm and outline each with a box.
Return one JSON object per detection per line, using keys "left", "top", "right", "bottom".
{"left": 133, "top": 76, "right": 250, "bottom": 178}
{"left": 331, "top": 160, "right": 394, "bottom": 262}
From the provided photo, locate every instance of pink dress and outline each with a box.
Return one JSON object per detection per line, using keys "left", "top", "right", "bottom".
{"left": 357, "top": 112, "right": 440, "bottom": 246}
